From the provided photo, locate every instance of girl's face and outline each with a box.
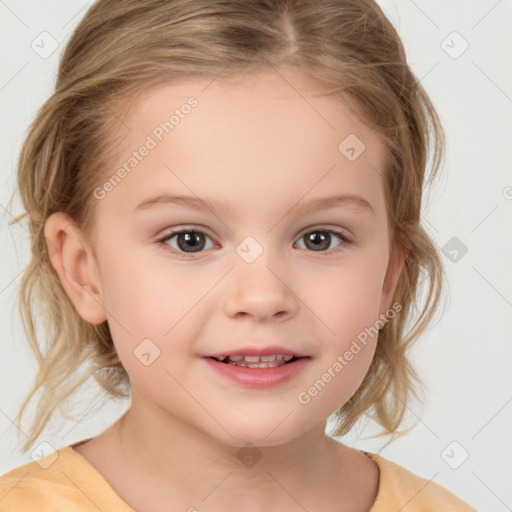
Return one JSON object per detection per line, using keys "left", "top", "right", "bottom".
{"left": 86, "top": 70, "right": 404, "bottom": 446}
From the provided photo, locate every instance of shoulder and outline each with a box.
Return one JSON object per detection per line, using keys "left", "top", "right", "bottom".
{"left": 0, "top": 446, "right": 89, "bottom": 511}
{"left": 0, "top": 443, "right": 133, "bottom": 512}
{"left": 363, "top": 451, "right": 479, "bottom": 511}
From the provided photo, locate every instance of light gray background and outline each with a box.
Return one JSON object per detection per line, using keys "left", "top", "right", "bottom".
{"left": 1, "top": 1, "right": 511, "bottom": 510}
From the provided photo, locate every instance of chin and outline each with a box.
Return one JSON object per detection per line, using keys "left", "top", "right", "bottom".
{"left": 203, "top": 414, "right": 308, "bottom": 449}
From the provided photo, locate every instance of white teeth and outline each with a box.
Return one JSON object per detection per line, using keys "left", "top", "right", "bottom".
{"left": 218, "top": 354, "right": 296, "bottom": 367}
{"left": 248, "top": 362, "right": 268, "bottom": 368}
{"left": 235, "top": 360, "right": 285, "bottom": 368}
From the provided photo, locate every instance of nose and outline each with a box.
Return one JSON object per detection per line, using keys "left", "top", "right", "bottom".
{"left": 223, "top": 256, "right": 299, "bottom": 323}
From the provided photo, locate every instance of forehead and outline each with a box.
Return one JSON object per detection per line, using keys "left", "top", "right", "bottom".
{"left": 118, "top": 69, "right": 383, "bottom": 149}
{"left": 98, "top": 70, "right": 386, "bottom": 219}
{"left": 121, "top": 70, "right": 379, "bottom": 144}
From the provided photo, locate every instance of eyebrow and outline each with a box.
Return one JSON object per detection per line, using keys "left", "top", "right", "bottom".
{"left": 133, "top": 193, "right": 375, "bottom": 216}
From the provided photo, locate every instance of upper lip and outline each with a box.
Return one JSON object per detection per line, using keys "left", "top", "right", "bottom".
{"left": 204, "top": 345, "right": 307, "bottom": 358}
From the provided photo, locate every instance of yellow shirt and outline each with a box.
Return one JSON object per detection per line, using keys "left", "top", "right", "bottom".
{"left": 0, "top": 443, "right": 478, "bottom": 511}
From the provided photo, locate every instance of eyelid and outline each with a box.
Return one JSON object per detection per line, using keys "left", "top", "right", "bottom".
{"left": 155, "top": 226, "right": 218, "bottom": 253}
{"left": 156, "top": 223, "right": 352, "bottom": 241}
{"left": 155, "top": 224, "right": 216, "bottom": 243}
{"left": 154, "top": 224, "right": 353, "bottom": 258}
{"left": 294, "top": 225, "right": 351, "bottom": 255}
{"left": 298, "top": 224, "right": 352, "bottom": 240}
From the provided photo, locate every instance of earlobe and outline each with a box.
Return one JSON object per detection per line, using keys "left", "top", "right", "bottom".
{"left": 44, "top": 212, "right": 107, "bottom": 325}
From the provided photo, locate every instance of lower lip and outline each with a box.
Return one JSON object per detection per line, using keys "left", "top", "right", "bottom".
{"left": 203, "top": 357, "right": 310, "bottom": 388}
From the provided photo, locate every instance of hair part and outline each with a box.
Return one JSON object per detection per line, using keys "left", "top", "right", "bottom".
{"left": 8, "top": 0, "right": 445, "bottom": 452}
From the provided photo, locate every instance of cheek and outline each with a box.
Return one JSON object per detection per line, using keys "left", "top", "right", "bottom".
{"left": 298, "top": 265, "right": 385, "bottom": 416}
{"left": 101, "top": 262, "right": 169, "bottom": 334}
{"left": 98, "top": 248, "right": 215, "bottom": 367}
{"left": 311, "top": 253, "right": 389, "bottom": 341}
{"left": 94, "top": 245, "right": 171, "bottom": 369}
{"left": 99, "top": 245, "right": 190, "bottom": 332}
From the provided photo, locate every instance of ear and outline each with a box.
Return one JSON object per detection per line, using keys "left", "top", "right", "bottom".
{"left": 379, "top": 241, "right": 408, "bottom": 318}
{"left": 44, "top": 212, "right": 107, "bottom": 325}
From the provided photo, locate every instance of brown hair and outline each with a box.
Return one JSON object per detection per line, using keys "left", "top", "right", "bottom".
{"left": 7, "top": 0, "right": 445, "bottom": 452}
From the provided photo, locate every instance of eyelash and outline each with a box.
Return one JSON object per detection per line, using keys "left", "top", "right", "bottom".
{"left": 154, "top": 226, "right": 352, "bottom": 259}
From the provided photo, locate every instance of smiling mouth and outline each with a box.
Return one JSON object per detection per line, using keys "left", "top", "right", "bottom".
{"left": 208, "top": 354, "right": 301, "bottom": 368}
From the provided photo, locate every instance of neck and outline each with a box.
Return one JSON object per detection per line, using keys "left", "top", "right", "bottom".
{"left": 109, "top": 386, "right": 364, "bottom": 511}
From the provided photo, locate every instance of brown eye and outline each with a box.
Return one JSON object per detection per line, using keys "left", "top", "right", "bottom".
{"left": 174, "top": 231, "right": 206, "bottom": 252}
{"left": 295, "top": 228, "right": 347, "bottom": 253}
{"left": 159, "top": 229, "right": 215, "bottom": 254}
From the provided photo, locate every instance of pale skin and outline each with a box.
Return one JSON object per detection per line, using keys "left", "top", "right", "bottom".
{"left": 44, "top": 68, "right": 407, "bottom": 512}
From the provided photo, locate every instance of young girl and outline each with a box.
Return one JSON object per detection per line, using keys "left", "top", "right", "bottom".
{"left": 0, "top": 0, "right": 478, "bottom": 510}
